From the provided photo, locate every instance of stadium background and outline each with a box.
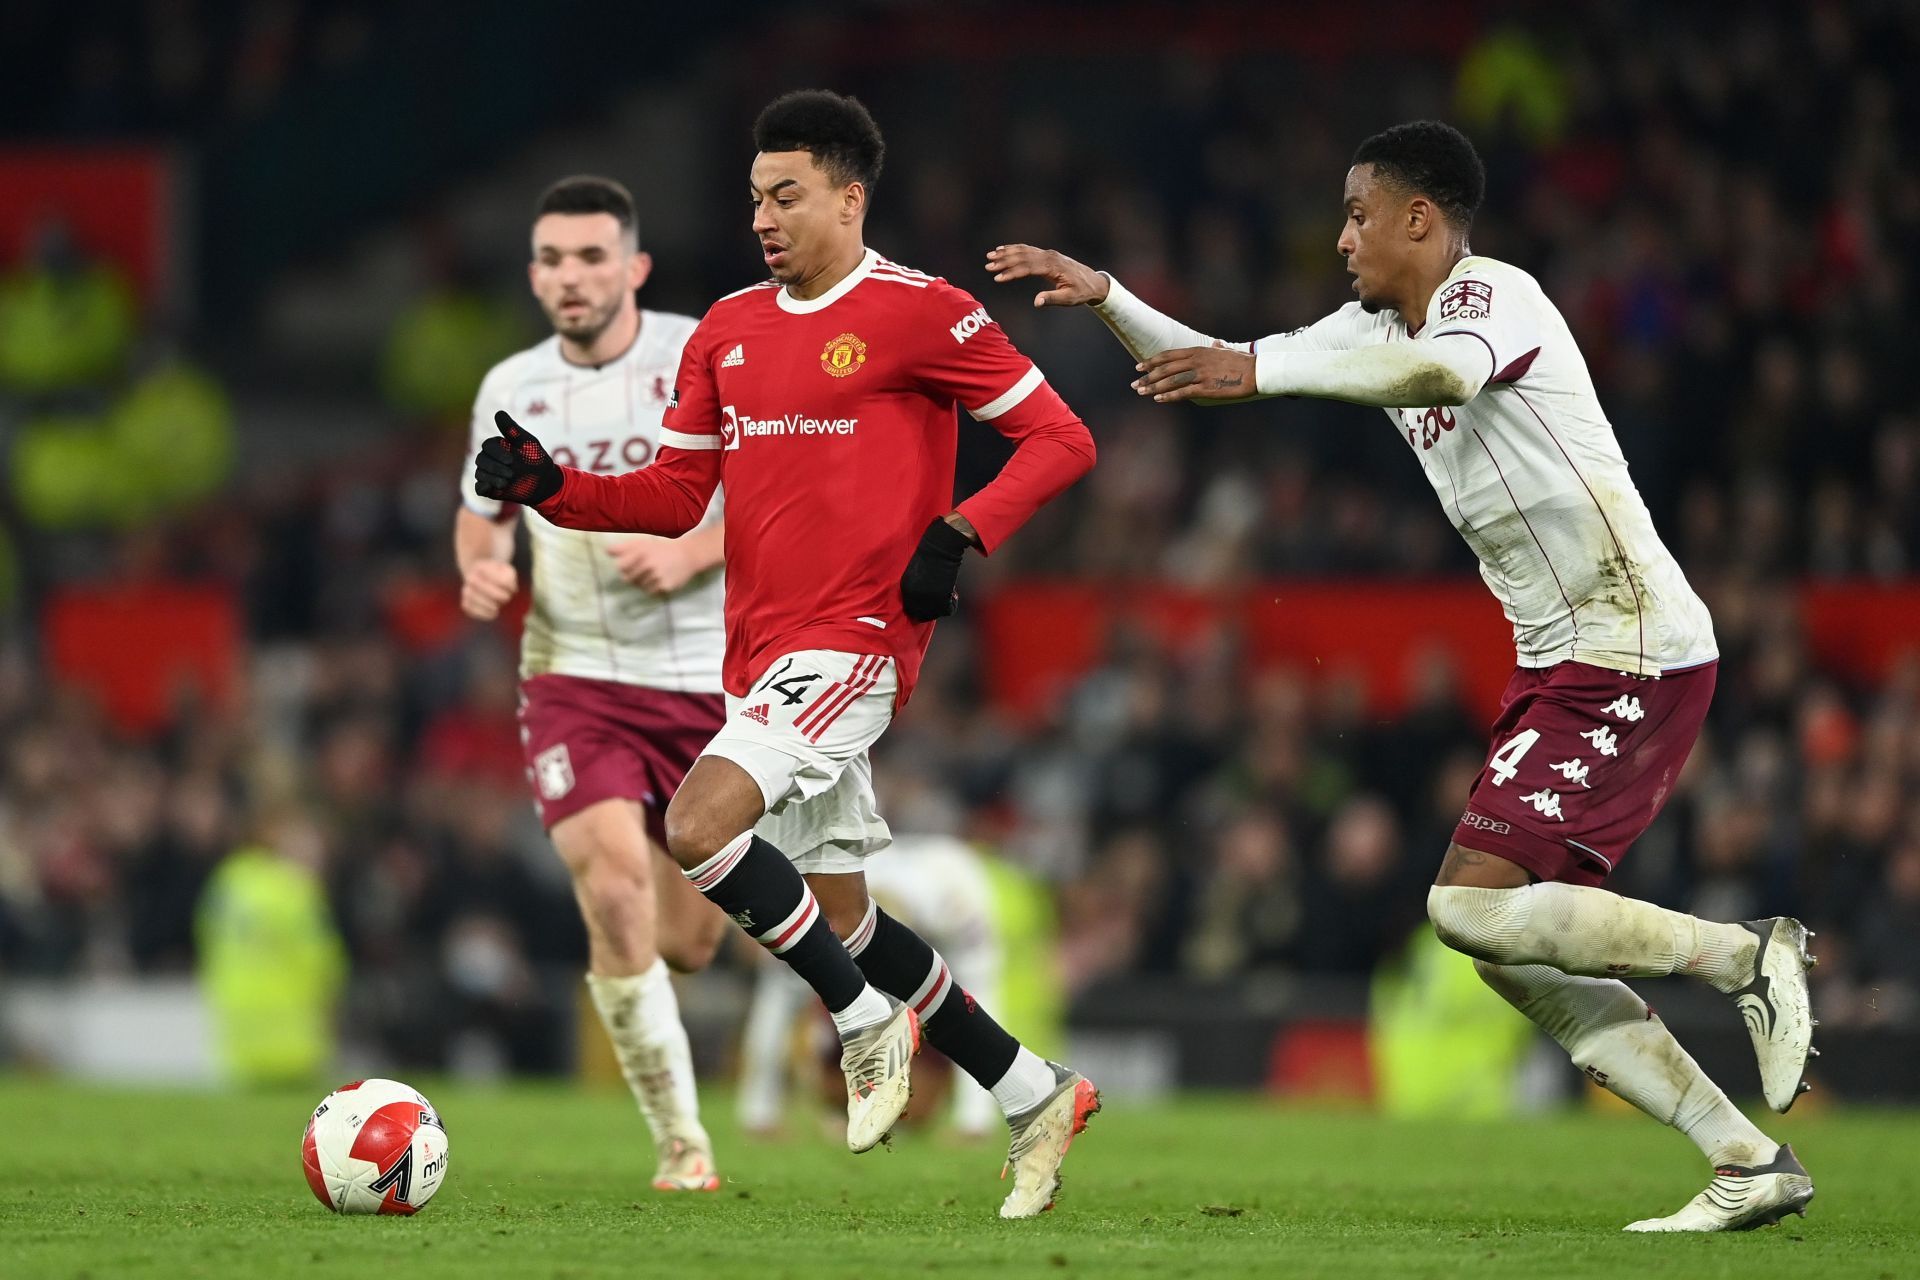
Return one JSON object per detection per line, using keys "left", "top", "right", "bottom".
{"left": 2, "top": 0, "right": 1918, "bottom": 1124}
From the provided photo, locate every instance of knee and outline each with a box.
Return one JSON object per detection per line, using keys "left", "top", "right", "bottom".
{"left": 1427, "top": 884, "right": 1528, "bottom": 960}
{"left": 663, "top": 793, "right": 728, "bottom": 868}
{"left": 569, "top": 840, "right": 648, "bottom": 912}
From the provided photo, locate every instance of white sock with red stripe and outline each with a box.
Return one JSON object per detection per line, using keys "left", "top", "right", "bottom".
{"left": 684, "top": 833, "right": 888, "bottom": 1035}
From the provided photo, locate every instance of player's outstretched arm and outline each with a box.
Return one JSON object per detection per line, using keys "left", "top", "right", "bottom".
{"left": 474, "top": 410, "right": 718, "bottom": 536}
{"left": 986, "top": 244, "right": 1246, "bottom": 365}
{"left": 1136, "top": 334, "right": 1492, "bottom": 409}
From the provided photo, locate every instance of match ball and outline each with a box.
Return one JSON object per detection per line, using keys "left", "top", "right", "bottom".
{"left": 301, "top": 1078, "right": 450, "bottom": 1214}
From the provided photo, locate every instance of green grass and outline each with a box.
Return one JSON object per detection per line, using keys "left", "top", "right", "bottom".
{"left": 0, "top": 1078, "right": 1912, "bottom": 1279}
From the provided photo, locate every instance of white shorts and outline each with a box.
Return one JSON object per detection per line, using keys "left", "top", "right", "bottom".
{"left": 700, "top": 650, "right": 896, "bottom": 875}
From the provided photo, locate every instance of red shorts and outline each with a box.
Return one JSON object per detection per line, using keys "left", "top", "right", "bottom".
{"left": 516, "top": 674, "right": 726, "bottom": 837}
{"left": 1452, "top": 660, "right": 1716, "bottom": 886}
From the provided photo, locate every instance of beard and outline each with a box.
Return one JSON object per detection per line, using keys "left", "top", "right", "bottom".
{"left": 549, "top": 295, "right": 621, "bottom": 343}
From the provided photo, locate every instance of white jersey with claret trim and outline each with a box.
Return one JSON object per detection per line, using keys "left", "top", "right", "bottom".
{"left": 1253, "top": 256, "right": 1716, "bottom": 676}
{"left": 463, "top": 310, "right": 726, "bottom": 691}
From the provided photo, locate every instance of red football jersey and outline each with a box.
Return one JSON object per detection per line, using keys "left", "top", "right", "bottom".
{"left": 534, "top": 249, "right": 1096, "bottom": 703}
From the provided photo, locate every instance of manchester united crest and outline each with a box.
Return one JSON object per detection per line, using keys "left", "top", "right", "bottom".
{"left": 820, "top": 332, "right": 868, "bottom": 378}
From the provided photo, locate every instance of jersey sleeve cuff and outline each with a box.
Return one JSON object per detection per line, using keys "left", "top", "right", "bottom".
{"left": 1254, "top": 349, "right": 1293, "bottom": 397}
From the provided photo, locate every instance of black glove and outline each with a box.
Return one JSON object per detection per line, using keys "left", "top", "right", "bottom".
{"left": 474, "top": 409, "right": 563, "bottom": 506}
{"left": 900, "top": 517, "right": 973, "bottom": 621}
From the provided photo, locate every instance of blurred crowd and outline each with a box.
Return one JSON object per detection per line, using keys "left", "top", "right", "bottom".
{"left": 4, "top": 0, "right": 1920, "bottom": 1076}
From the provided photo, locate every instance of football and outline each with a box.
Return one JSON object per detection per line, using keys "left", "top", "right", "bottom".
{"left": 301, "top": 1078, "right": 450, "bottom": 1215}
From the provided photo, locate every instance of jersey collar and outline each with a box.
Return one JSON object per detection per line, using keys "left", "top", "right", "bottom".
{"left": 776, "top": 248, "right": 878, "bottom": 315}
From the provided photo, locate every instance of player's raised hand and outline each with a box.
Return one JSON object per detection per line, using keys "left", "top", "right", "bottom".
{"left": 607, "top": 535, "right": 699, "bottom": 594}
{"left": 1132, "top": 346, "right": 1258, "bottom": 404}
{"left": 460, "top": 559, "right": 519, "bottom": 621}
{"left": 475, "top": 410, "right": 564, "bottom": 505}
{"left": 985, "top": 244, "right": 1110, "bottom": 308}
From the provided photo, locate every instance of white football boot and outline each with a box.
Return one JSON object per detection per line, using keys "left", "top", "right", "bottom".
{"left": 651, "top": 1132, "right": 720, "bottom": 1192}
{"left": 841, "top": 1003, "right": 920, "bottom": 1153}
{"left": 1623, "top": 1144, "right": 1814, "bottom": 1232}
{"left": 1731, "top": 918, "right": 1818, "bottom": 1113}
{"left": 999, "top": 1062, "right": 1102, "bottom": 1219}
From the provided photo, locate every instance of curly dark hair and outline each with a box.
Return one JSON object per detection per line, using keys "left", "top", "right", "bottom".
{"left": 1353, "top": 121, "right": 1485, "bottom": 228}
{"left": 534, "top": 175, "right": 639, "bottom": 247}
{"left": 753, "top": 89, "right": 886, "bottom": 192}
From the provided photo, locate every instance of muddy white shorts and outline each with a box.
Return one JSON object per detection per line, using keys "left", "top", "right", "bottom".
{"left": 700, "top": 650, "right": 896, "bottom": 875}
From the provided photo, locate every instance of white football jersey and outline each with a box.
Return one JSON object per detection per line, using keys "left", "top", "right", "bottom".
{"left": 1255, "top": 256, "right": 1716, "bottom": 675}
{"left": 464, "top": 311, "right": 725, "bottom": 691}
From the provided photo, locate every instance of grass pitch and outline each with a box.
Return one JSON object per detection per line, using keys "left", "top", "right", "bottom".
{"left": 0, "top": 1078, "right": 1912, "bottom": 1279}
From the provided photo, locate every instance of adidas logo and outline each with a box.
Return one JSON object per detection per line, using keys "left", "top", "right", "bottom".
{"left": 721, "top": 344, "right": 746, "bottom": 368}
{"left": 742, "top": 703, "right": 769, "bottom": 725}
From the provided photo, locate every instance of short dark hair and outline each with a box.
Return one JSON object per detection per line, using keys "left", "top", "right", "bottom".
{"left": 1353, "top": 121, "right": 1485, "bottom": 228}
{"left": 753, "top": 90, "right": 885, "bottom": 192}
{"left": 534, "top": 175, "right": 639, "bottom": 247}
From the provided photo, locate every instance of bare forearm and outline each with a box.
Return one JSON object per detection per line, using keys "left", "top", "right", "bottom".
{"left": 676, "top": 520, "right": 726, "bottom": 572}
{"left": 455, "top": 507, "right": 516, "bottom": 575}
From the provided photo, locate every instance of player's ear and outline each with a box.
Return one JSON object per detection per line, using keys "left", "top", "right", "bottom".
{"left": 1407, "top": 196, "right": 1433, "bottom": 243}
{"left": 842, "top": 180, "right": 867, "bottom": 225}
{"left": 629, "top": 250, "right": 653, "bottom": 291}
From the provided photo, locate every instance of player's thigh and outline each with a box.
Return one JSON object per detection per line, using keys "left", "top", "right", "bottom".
{"left": 1445, "top": 661, "right": 1714, "bottom": 887}
{"left": 518, "top": 674, "right": 650, "bottom": 831}
{"left": 694, "top": 650, "right": 898, "bottom": 874}
{"left": 549, "top": 797, "right": 653, "bottom": 888}
{"left": 663, "top": 755, "right": 774, "bottom": 865}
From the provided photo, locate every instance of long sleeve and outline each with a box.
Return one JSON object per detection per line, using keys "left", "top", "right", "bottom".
{"left": 534, "top": 445, "right": 722, "bottom": 536}
{"left": 1091, "top": 275, "right": 1248, "bottom": 361}
{"left": 918, "top": 284, "right": 1096, "bottom": 554}
{"left": 1253, "top": 332, "right": 1491, "bottom": 408}
{"left": 955, "top": 378, "right": 1097, "bottom": 553}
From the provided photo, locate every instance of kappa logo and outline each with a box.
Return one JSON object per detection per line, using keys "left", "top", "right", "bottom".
{"left": 1603, "top": 694, "right": 1646, "bottom": 722}
{"left": 720, "top": 343, "right": 746, "bottom": 368}
{"left": 1550, "top": 758, "right": 1592, "bottom": 788}
{"left": 1460, "top": 811, "right": 1512, "bottom": 835}
{"left": 1437, "top": 277, "right": 1494, "bottom": 321}
{"left": 1520, "top": 789, "right": 1566, "bottom": 821}
{"left": 949, "top": 306, "right": 993, "bottom": 344}
{"left": 652, "top": 376, "right": 670, "bottom": 402}
{"left": 742, "top": 703, "right": 770, "bottom": 725}
{"left": 525, "top": 399, "right": 551, "bottom": 417}
{"left": 1580, "top": 725, "right": 1621, "bottom": 757}
{"left": 533, "top": 744, "right": 574, "bottom": 800}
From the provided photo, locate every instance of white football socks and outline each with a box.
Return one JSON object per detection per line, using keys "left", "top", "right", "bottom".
{"left": 1477, "top": 960, "right": 1774, "bottom": 1167}
{"left": 829, "top": 984, "right": 895, "bottom": 1039}
{"left": 989, "top": 1047, "right": 1058, "bottom": 1119}
{"left": 587, "top": 962, "right": 706, "bottom": 1145}
{"left": 1428, "top": 883, "right": 1758, "bottom": 992}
